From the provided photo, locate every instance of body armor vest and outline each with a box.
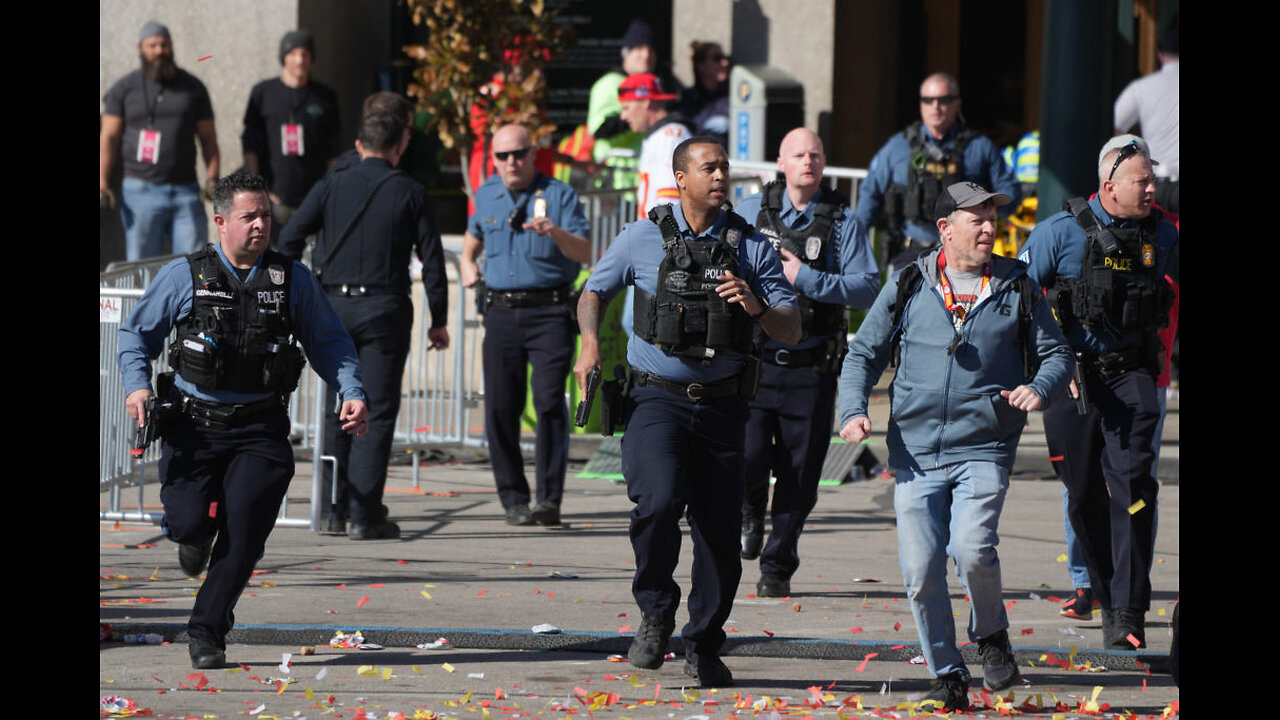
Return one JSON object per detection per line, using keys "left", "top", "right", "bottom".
{"left": 633, "top": 205, "right": 759, "bottom": 362}
{"left": 756, "top": 181, "right": 848, "bottom": 338}
{"left": 1047, "top": 198, "right": 1172, "bottom": 342}
{"left": 168, "top": 247, "right": 306, "bottom": 394}
{"left": 885, "top": 121, "right": 976, "bottom": 231}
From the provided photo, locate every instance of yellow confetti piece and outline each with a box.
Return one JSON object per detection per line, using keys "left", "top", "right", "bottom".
{"left": 1128, "top": 499, "right": 1146, "bottom": 514}
{"left": 442, "top": 662, "right": 456, "bottom": 673}
{"left": 357, "top": 665, "right": 378, "bottom": 676}
{"left": 1056, "top": 553, "right": 1068, "bottom": 563}
{"left": 382, "top": 667, "right": 393, "bottom": 680}
{"left": 1158, "top": 608, "right": 1166, "bottom": 616}
{"left": 421, "top": 591, "right": 433, "bottom": 599}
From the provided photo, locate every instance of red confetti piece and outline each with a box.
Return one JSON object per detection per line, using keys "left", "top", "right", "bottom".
{"left": 893, "top": 622, "right": 901, "bottom": 631}
{"left": 1126, "top": 632, "right": 1141, "bottom": 647}
{"left": 208, "top": 501, "right": 218, "bottom": 518}
{"left": 1005, "top": 599, "right": 1017, "bottom": 611}
{"left": 336, "top": 583, "right": 347, "bottom": 589}
{"left": 478, "top": 589, "right": 488, "bottom": 596}
{"left": 397, "top": 559, "right": 409, "bottom": 564}
{"left": 357, "top": 595, "right": 370, "bottom": 607}
{"left": 370, "top": 583, "right": 384, "bottom": 588}
{"left": 849, "top": 627, "right": 863, "bottom": 633}
{"left": 618, "top": 624, "right": 631, "bottom": 633}
{"left": 854, "top": 652, "right": 878, "bottom": 672}
{"left": 762, "top": 629, "right": 774, "bottom": 637}
{"left": 1020, "top": 628, "right": 1034, "bottom": 635}
{"left": 198, "top": 55, "right": 212, "bottom": 61}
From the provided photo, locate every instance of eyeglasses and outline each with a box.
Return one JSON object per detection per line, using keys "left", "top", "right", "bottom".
{"left": 494, "top": 146, "right": 532, "bottom": 162}
{"left": 1107, "top": 140, "right": 1142, "bottom": 181}
{"left": 920, "top": 95, "right": 958, "bottom": 105}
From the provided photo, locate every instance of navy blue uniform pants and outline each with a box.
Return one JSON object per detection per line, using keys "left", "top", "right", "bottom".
{"left": 742, "top": 362, "right": 838, "bottom": 579}
{"left": 158, "top": 407, "right": 294, "bottom": 648}
{"left": 481, "top": 303, "right": 574, "bottom": 509}
{"left": 323, "top": 294, "right": 413, "bottom": 526}
{"left": 1043, "top": 368, "right": 1160, "bottom": 611}
{"left": 621, "top": 385, "right": 747, "bottom": 656}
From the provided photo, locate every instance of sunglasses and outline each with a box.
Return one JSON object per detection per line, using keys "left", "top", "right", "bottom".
{"left": 1107, "top": 140, "right": 1142, "bottom": 181}
{"left": 920, "top": 95, "right": 958, "bottom": 105}
{"left": 494, "top": 146, "right": 532, "bottom": 162}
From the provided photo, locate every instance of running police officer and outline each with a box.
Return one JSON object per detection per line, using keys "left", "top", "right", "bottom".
{"left": 855, "top": 73, "right": 1019, "bottom": 270}
{"left": 460, "top": 123, "right": 592, "bottom": 527}
{"left": 280, "top": 108, "right": 450, "bottom": 540}
{"left": 575, "top": 136, "right": 801, "bottom": 687}
{"left": 1019, "top": 135, "right": 1178, "bottom": 650}
{"left": 732, "top": 128, "right": 880, "bottom": 597}
{"left": 118, "top": 170, "right": 367, "bottom": 669}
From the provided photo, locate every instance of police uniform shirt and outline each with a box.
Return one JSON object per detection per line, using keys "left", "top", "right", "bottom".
{"left": 1019, "top": 195, "right": 1179, "bottom": 356}
{"left": 467, "top": 172, "right": 590, "bottom": 292}
{"left": 586, "top": 201, "right": 798, "bottom": 384}
{"left": 240, "top": 78, "right": 342, "bottom": 207}
{"left": 102, "top": 67, "right": 215, "bottom": 185}
{"left": 117, "top": 242, "right": 365, "bottom": 406}
{"left": 854, "top": 123, "right": 1020, "bottom": 245}
{"left": 279, "top": 157, "right": 449, "bottom": 329}
{"left": 734, "top": 189, "right": 880, "bottom": 351}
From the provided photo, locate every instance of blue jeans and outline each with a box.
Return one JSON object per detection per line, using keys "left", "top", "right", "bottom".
{"left": 121, "top": 177, "right": 208, "bottom": 261}
{"left": 895, "top": 461, "right": 1010, "bottom": 680}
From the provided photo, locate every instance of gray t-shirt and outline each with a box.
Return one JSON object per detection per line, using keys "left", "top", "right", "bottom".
{"left": 103, "top": 67, "right": 214, "bottom": 184}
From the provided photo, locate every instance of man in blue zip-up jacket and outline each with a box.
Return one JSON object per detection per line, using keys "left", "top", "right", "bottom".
{"left": 837, "top": 181, "right": 1072, "bottom": 712}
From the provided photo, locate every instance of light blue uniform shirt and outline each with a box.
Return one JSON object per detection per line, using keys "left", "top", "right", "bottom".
{"left": 585, "top": 201, "right": 797, "bottom": 383}
{"left": 467, "top": 172, "right": 589, "bottom": 291}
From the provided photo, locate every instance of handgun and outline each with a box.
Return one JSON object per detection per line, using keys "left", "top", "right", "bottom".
{"left": 575, "top": 365, "right": 602, "bottom": 427}
{"left": 131, "top": 395, "right": 157, "bottom": 457}
{"left": 1071, "top": 356, "right": 1090, "bottom": 416}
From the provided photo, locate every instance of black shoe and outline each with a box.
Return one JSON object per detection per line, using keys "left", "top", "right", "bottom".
{"left": 320, "top": 514, "right": 347, "bottom": 536}
{"left": 918, "top": 673, "right": 968, "bottom": 713}
{"left": 628, "top": 614, "right": 674, "bottom": 669}
{"left": 348, "top": 519, "right": 400, "bottom": 540}
{"left": 178, "top": 536, "right": 215, "bottom": 578}
{"left": 740, "top": 515, "right": 764, "bottom": 560}
{"left": 1105, "top": 607, "right": 1146, "bottom": 649}
{"left": 977, "top": 629, "right": 1021, "bottom": 691}
{"left": 756, "top": 572, "right": 791, "bottom": 598}
{"left": 505, "top": 504, "right": 534, "bottom": 526}
{"left": 188, "top": 640, "right": 226, "bottom": 670}
{"left": 531, "top": 501, "right": 561, "bottom": 526}
{"left": 684, "top": 650, "right": 734, "bottom": 687}
{"left": 1059, "top": 587, "right": 1096, "bottom": 620}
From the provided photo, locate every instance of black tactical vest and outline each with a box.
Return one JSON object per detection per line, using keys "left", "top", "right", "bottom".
{"left": 1048, "top": 198, "right": 1172, "bottom": 341}
{"left": 885, "top": 121, "right": 976, "bottom": 230}
{"left": 755, "top": 181, "right": 848, "bottom": 337}
{"left": 633, "top": 205, "right": 759, "bottom": 362}
{"left": 169, "top": 247, "right": 306, "bottom": 394}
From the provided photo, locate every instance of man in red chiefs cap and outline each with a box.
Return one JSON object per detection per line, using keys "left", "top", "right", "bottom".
{"left": 619, "top": 73, "right": 692, "bottom": 218}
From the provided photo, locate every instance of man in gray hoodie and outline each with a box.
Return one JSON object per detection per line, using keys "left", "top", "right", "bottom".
{"left": 837, "top": 181, "right": 1072, "bottom": 712}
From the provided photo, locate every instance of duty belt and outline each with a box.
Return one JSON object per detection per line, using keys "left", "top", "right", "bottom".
{"left": 1080, "top": 346, "right": 1147, "bottom": 381}
{"left": 324, "top": 284, "right": 404, "bottom": 297}
{"left": 178, "top": 392, "right": 284, "bottom": 429}
{"left": 628, "top": 369, "right": 743, "bottom": 402}
{"left": 761, "top": 346, "right": 819, "bottom": 367}
{"left": 485, "top": 283, "right": 572, "bottom": 309}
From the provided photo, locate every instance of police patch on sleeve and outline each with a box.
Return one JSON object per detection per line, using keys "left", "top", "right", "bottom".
{"left": 805, "top": 236, "right": 823, "bottom": 260}
{"left": 725, "top": 228, "right": 741, "bottom": 249}
{"left": 268, "top": 265, "right": 286, "bottom": 285}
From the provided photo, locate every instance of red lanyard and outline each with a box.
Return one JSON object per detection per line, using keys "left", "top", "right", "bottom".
{"left": 936, "top": 251, "right": 989, "bottom": 323}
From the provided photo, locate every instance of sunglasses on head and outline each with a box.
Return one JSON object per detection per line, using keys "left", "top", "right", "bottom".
{"left": 920, "top": 95, "right": 958, "bottom": 105}
{"left": 1108, "top": 140, "right": 1142, "bottom": 181}
{"left": 494, "top": 146, "right": 532, "bottom": 162}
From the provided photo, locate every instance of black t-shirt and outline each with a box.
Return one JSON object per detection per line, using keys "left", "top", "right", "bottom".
{"left": 102, "top": 68, "right": 214, "bottom": 184}
{"left": 240, "top": 78, "right": 341, "bottom": 207}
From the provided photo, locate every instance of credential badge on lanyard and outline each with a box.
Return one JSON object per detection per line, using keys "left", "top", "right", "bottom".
{"left": 281, "top": 123, "right": 305, "bottom": 156}
{"left": 137, "top": 129, "right": 162, "bottom": 164}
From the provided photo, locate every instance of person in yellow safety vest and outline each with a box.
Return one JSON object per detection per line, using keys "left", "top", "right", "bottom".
{"left": 998, "top": 130, "right": 1040, "bottom": 257}
{"left": 553, "top": 123, "right": 595, "bottom": 185}
{"left": 586, "top": 19, "right": 655, "bottom": 190}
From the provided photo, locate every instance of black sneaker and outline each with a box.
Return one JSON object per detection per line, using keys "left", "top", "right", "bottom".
{"left": 628, "top": 614, "right": 674, "bottom": 669}
{"left": 740, "top": 514, "right": 764, "bottom": 560}
{"left": 1059, "top": 587, "right": 1096, "bottom": 620}
{"left": 348, "top": 519, "right": 401, "bottom": 540}
{"left": 756, "top": 572, "right": 791, "bottom": 598}
{"left": 320, "top": 514, "right": 347, "bottom": 536}
{"left": 977, "top": 629, "right": 1021, "bottom": 691}
{"left": 178, "top": 536, "right": 215, "bottom": 578}
{"left": 684, "top": 650, "right": 734, "bottom": 687}
{"left": 918, "top": 672, "right": 968, "bottom": 713}
{"left": 531, "top": 501, "right": 561, "bottom": 526}
{"left": 188, "top": 640, "right": 226, "bottom": 670}
{"left": 1105, "top": 607, "right": 1146, "bottom": 649}
{"left": 505, "top": 504, "right": 534, "bottom": 526}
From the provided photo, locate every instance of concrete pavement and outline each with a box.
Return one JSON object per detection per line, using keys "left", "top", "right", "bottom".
{"left": 100, "top": 389, "right": 1179, "bottom": 718}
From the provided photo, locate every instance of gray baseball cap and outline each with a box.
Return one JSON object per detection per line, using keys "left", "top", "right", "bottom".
{"left": 934, "top": 181, "right": 1011, "bottom": 219}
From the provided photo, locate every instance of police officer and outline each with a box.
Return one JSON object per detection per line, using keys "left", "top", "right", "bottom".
{"left": 280, "top": 108, "right": 450, "bottom": 540}
{"left": 460, "top": 123, "right": 591, "bottom": 527}
{"left": 575, "top": 136, "right": 800, "bottom": 687}
{"left": 732, "top": 128, "right": 880, "bottom": 597}
{"left": 118, "top": 170, "right": 367, "bottom": 669}
{"left": 855, "top": 72, "right": 1019, "bottom": 270}
{"left": 1019, "top": 135, "right": 1178, "bottom": 650}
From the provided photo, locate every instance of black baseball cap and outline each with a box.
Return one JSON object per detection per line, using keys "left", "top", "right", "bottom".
{"left": 934, "top": 181, "right": 1011, "bottom": 219}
